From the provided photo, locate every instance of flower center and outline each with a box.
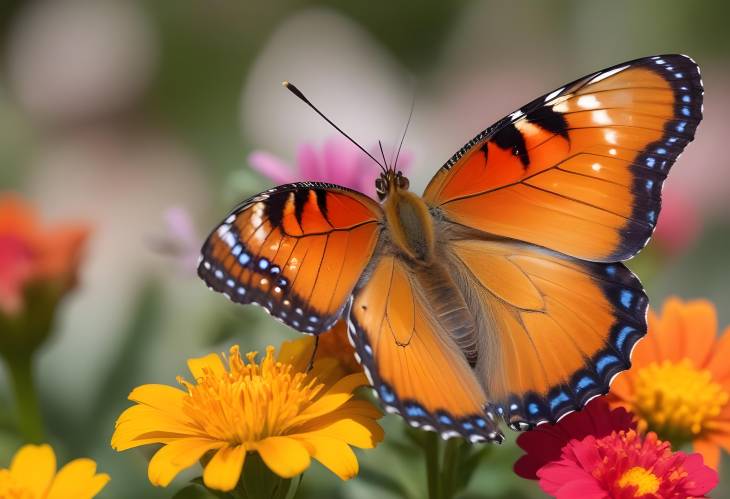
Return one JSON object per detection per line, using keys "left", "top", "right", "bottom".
{"left": 179, "top": 346, "right": 323, "bottom": 446}
{"left": 618, "top": 466, "right": 660, "bottom": 496}
{"left": 633, "top": 359, "right": 728, "bottom": 442}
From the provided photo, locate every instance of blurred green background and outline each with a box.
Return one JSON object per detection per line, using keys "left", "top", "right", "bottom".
{"left": 1, "top": 1, "right": 729, "bottom": 497}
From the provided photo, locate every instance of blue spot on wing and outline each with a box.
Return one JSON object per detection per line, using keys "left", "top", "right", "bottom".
{"left": 620, "top": 289, "right": 633, "bottom": 309}
{"left": 596, "top": 355, "right": 619, "bottom": 374}
{"left": 405, "top": 404, "right": 427, "bottom": 418}
{"left": 616, "top": 326, "right": 636, "bottom": 350}
{"left": 238, "top": 252, "right": 251, "bottom": 266}
{"left": 379, "top": 384, "right": 396, "bottom": 404}
{"left": 576, "top": 376, "right": 596, "bottom": 392}
{"left": 549, "top": 392, "right": 570, "bottom": 411}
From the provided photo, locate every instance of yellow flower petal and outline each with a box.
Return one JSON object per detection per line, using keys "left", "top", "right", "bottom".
{"left": 46, "top": 458, "right": 110, "bottom": 499}
{"left": 256, "top": 437, "right": 311, "bottom": 478}
{"left": 112, "top": 405, "right": 199, "bottom": 450}
{"left": 128, "top": 384, "right": 187, "bottom": 412}
{"left": 292, "top": 373, "right": 368, "bottom": 424}
{"left": 202, "top": 445, "right": 246, "bottom": 491}
{"left": 293, "top": 435, "right": 358, "bottom": 480}
{"left": 188, "top": 352, "right": 226, "bottom": 380}
{"left": 148, "top": 438, "right": 223, "bottom": 486}
{"left": 9, "top": 444, "right": 56, "bottom": 496}
{"left": 337, "top": 399, "right": 384, "bottom": 419}
{"left": 296, "top": 416, "right": 384, "bottom": 448}
{"left": 113, "top": 343, "right": 383, "bottom": 488}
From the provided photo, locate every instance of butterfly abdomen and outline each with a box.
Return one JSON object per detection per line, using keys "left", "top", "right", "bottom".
{"left": 415, "top": 264, "right": 479, "bottom": 367}
{"left": 384, "top": 190, "right": 435, "bottom": 261}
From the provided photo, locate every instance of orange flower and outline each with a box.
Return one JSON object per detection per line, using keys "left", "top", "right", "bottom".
{"left": 609, "top": 297, "right": 730, "bottom": 468}
{"left": 0, "top": 194, "right": 88, "bottom": 316}
{"left": 314, "top": 320, "right": 362, "bottom": 375}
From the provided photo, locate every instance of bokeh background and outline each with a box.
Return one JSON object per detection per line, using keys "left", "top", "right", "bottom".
{"left": 1, "top": 1, "right": 729, "bottom": 497}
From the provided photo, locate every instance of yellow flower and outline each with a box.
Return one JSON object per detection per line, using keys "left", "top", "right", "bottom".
{"left": 111, "top": 338, "right": 383, "bottom": 492}
{"left": 0, "top": 443, "right": 109, "bottom": 498}
{"left": 609, "top": 297, "right": 730, "bottom": 469}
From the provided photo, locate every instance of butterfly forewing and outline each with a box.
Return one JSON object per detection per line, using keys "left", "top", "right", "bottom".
{"left": 198, "top": 182, "right": 382, "bottom": 334}
{"left": 424, "top": 54, "right": 703, "bottom": 262}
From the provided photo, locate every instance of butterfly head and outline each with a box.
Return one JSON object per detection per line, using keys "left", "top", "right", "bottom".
{"left": 375, "top": 170, "right": 409, "bottom": 201}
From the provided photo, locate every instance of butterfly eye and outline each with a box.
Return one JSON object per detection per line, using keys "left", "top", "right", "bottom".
{"left": 397, "top": 175, "right": 409, "bottom": 191}
{"left": 375, "top": 178, "right": 386, "bottom": 198}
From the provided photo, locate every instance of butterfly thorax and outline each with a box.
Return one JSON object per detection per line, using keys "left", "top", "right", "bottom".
{"left": 382, "top": 181, "right": 435, "bottom": 262}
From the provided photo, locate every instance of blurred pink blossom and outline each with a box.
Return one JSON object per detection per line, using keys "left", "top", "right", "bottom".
{"left": 147, "top": 206, "right": 200, "bottom": 276}
{"left": 248, "top": 136, "right": 412, "bottom": 197}
{"left": 653, "top": 187, "right": 702, "bottom": 256}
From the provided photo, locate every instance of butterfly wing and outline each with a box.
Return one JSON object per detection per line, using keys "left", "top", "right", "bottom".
{"left": 198, "top": 182, "right": 382, "bottom": 334}
{"left": 347, "top": 254, "right": 503, "bottom": 443}
{"left": 446, "top": 236, "right": 647, "bottom": 428}
{"left": 424, "top": 54, "right": 703, "bottom": 262}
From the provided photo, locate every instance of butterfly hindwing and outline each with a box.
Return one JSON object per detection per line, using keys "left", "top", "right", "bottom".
{"left": 447, "top": 236, "right": 648, "bottom": 428}
{"left": 347, "top": 254, "right": 503, "bottom": 443}
{"left": 198, "top": 182, "right": 382, "bottom": 334}
{"left": 424, "top": 54, "right": 703, "bottom": 262}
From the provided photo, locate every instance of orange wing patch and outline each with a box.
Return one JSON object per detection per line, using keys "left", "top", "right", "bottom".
{"left": 347, "top": 255, "right": 502, "bottom": 442}
{"left": 425, "top": 54, "right": 703, "bottom": 262}
{"left": 198, "top": 183, "right": 382, "bottom": 334}
{"left": 448, "top": 239, "right": 647, "bottom": 428}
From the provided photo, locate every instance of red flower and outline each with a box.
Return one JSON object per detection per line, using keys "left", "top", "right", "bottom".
{"left": 514, "top": 398, "right": 635, "bottom": 479}
{"left": 0, "top": 194, "right": 88, "bottom": 315}
{"left": 538, "top": 430, "right": 718, "bottom": 499}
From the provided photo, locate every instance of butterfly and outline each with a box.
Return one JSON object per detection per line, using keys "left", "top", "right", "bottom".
{"left": 198, "top": 55, "right": 703, "bottom": 443}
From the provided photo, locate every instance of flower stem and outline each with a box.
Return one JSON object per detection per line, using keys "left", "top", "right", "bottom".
{"left": 424, "top": 431, "right": 441, "bottom": 499}
{"left": 5, "top": 351, "right": 44, "bottom": 442}
{"left": 440, "top": 438, "right": 461, "bottom": 498}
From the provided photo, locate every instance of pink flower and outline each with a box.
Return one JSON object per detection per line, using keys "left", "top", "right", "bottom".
{"left": 147, "top": 206, "right": 200, "bottom": 275}
{"left": 248, "top": 136, "right": 411, "bottom": 197}
{"left": 653, "top": 186, "right": 701, "bottom": 256}
{"left": 514, "top": 398, "right": 636, "bottom": 480}
{"left": 538, "top": 430, "right": 718, "bottom": 499}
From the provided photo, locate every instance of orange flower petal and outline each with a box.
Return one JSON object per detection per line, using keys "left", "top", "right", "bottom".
{"left": 693, "top": 439, "right": 721, "bottom": 470}
{"left": 707, "top": 326, "right": 730, "bottom": 382}
{"left": 635, "top": 308, "right": 664, "bottom": 364}
{"left": 608, "top": 372, "right": 633, "bottom": 401}
{"left": 653, "top": 297, "right": 688, "bottom": 362}
{"left": 680, "top": 299, "right": 718, "bottom": 367}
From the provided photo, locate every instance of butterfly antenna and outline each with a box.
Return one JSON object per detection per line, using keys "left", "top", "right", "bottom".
{"left": 378, "top": 140, "right": 389, "bottom": 170}
{"left": 394, "top": 91, "right": 416, "bottom": 170}
{"left": 283, "top": 81, "right": 386, "bottom": 173}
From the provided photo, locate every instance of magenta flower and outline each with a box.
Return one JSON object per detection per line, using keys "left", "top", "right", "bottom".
{"left": 653, "top": 186, "right": 701, "bottom": 256}
{"left": 248, "top": 136, "right": 411, "bottom": 197}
